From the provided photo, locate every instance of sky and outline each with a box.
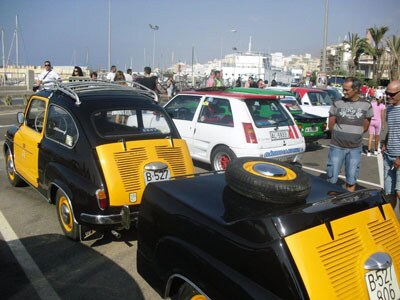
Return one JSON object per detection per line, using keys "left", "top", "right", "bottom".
{"left": 1, "top": 0, "right": 399, "bottom": 72}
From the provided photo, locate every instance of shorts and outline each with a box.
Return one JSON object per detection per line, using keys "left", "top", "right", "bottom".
{"left": 368, "top": 119, "right": 381, "bottom": 135}
{"left": 383, "top": 153, "right": 400, "bottom": 195}
{"left": 326, "top": 145, "right": 362, "bottom": 186}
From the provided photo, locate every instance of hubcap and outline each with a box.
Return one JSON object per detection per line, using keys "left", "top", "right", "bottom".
{"left": 253, "top": 163, "right": 287, "bottom": 177}
{"left": 59, "top": 198, "right": 72, "bottom": 231}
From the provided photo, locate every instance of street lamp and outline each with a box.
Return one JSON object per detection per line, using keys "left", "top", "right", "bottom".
{"left": 149, "top": 24, "right": 159, "bottom": 68}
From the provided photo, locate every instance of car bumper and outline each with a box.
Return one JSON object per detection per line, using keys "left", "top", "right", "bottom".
{"left": 80, "top": 205, "right": 138, "bottom": 230}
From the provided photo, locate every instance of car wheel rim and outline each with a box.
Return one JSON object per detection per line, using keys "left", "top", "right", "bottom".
{"left": 243, "top": 161, "right": 297, "bottom": 180}
{"left": 215, "top": 153, "right": 230, "bottom": 170}
{"left": 59, "top": 196, "right": 73, "bottom": 232}
{"left": 6, "top": 152, "right": 15, "bottom": 181}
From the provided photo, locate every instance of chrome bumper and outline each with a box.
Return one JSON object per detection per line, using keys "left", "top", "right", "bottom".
{"left": 80, "top": 205, "right": 138, "bottom": 230}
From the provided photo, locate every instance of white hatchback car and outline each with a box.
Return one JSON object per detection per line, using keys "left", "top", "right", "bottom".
{"left": 163, "top": 90, "right": 305, "bottom": 170}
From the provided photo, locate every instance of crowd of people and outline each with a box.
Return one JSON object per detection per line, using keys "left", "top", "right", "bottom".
{"left": 32, "top": 60, "right": 400, "bottom": 215}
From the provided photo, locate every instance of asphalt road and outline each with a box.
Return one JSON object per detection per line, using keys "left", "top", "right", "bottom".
{"left": 0, "top": 107, "right": 390, "bottom": 299}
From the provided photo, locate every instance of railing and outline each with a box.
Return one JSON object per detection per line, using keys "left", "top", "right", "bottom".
{"left": 0, "top": 72, "right": 27, "bottom": 87}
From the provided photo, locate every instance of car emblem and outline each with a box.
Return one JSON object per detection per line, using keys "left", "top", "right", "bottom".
{"left": 364, "top": 252, "right": 392, "bottom": 270}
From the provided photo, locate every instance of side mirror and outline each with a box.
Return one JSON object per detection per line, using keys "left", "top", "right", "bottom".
{"left": 17, "top": 112, "right": 24, "bottom": 124}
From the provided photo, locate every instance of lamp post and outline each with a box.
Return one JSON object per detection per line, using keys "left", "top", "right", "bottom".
{"left": 149, "top": 24, "right": 159, "bottom": 68}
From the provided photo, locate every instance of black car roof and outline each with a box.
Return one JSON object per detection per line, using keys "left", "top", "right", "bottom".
{"left": 36, "top": 80, "right": 159, "bottom": 105}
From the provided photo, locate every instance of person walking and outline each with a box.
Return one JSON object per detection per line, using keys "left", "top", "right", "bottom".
{"left": 166, "top": 76, "right": 175, "bottom": 99}
{"left": 367, "top": 97, "right": 386, "bottom": 156}
{"left": 381, "top": 80, "right": 400, "bottom": 212}
{"left": 326, "top": 77, "right": 373, "bottom": 192}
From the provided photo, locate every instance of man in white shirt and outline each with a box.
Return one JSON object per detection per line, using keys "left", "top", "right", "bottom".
{"left": 106, "top": 65, "right": 117, "bottom": 81}
{"left": 125, "top": 68, "right": 133, "bottom": 83}
{"left": 35, "top": 60, "right": 61, "bottom": 90}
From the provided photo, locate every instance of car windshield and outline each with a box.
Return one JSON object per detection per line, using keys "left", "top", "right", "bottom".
{"left": 92, "top": 108, "right": 171, "bottom": 138}
{"left": 245, "top": 99, "right": 294, "bottom": 128}
{"left": 280, "top": 98, "right": 302, "bottom": 112}
{"left": 308, "top": 92, "right": 332, "bottom": 106}
{"left": 325, "top": 89, "right": 342, "bottom": 101}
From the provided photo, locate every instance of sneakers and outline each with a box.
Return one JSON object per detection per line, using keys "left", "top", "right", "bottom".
{"left": 367, "top": 151, "right": 372, "bottom": 157}
{"left": 374, "top": 151, "right": 378, "bottom": 156}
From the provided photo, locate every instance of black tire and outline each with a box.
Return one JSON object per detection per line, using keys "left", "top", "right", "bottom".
{"left": 176, "top": 282, "right": 206, "bottom": 300}
{"left": 5, "top": 149, "right": 26, "bottom": 187}
{"left": 211, "top": 145, "right": 237, "bottom": 171}
{"left": 56, "top": 190, "right": 80, "bottom": 241}
{"left": 225, "top": 157, "right": 311, "bottom": 204}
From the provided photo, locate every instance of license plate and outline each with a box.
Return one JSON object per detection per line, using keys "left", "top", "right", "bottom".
{"left": 270, "top": 130, "right": 289, "bottom": 140}
{"left": 144, "top": 169, "right": 170, "bottom": 185}
{"left": 365, "top": 265, "right": 400, "bottom": 300}
{"left": 305, "top": 126, "right": 318, "bottom": 133}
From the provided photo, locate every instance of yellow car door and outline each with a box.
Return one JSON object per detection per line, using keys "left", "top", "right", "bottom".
{"left": 14, "top": 97, "right": 48, "bottom": 187}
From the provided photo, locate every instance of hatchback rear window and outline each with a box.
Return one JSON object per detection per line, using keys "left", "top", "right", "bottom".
{"left": 92, "top": 108, "right": 171, "bottom": 138}
{"left": 245, "top": 99, "right": 294, "bottom": 128}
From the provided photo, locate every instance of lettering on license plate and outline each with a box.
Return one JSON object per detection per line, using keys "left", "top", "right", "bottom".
{"left": 365, "top": 265, "right": 400, "bottom": 300}
{"left": 144, "top": 169, "right": 170, "bottom": 185}
{"left": 270, "top": 130, "right": 289, "bottom": 140}
{"left": 305, "top": 126, "right": 317, "bottom": 132}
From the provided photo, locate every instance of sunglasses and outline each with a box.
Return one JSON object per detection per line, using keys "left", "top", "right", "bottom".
{"left": 44, "top": 64, "right": 50, "bottom": 67}
{"left": 385, "top": 90, "right": 400, "bottom": 97}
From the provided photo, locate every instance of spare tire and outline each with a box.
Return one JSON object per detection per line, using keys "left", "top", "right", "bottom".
{"left": 225, "top": 157, "right": 311, "bottom": 204}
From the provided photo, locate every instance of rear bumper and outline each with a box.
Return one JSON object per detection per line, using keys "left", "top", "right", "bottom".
{"left": 80, "top": 205, "right": 138, "bottom": 229}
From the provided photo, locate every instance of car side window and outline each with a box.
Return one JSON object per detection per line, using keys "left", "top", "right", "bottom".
{"left": 25, "top": 98, "right": 47, "bottom": 133}
{"left": 164, "top": 95, "right": 201, "bottom": 121}
{"left": 198, "top": 97, "right": 233, "bottom": 126}
{"left": 45, "top": 105, "right": 78, "bottom": 148}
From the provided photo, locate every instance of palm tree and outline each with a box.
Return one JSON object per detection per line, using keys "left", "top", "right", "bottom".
{"left": 344, "top": 32, "right": 368, "bottom": 76}
{"left": 386, "top": 35, "right": 400, "bottom": 80}
{"left": 365, "top": 26, "right": 389, "bottom": 83}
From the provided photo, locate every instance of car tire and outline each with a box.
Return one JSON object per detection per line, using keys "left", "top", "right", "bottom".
{"left": 176, "top": 282, "right": 206, "bottom": 300}
{"left": 225, "top": 157, "right": 311, "bottom": 204}
{"left": 211, "top": 145, "right": 237, "bottom": 171}
{"left": 56, "top": 190, "right": 80, "bottom": 241}
{"left": 5, "top": 149, "right": 26, "bottom": 187}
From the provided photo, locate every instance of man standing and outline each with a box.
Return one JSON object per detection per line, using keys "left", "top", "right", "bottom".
{"left": 35, "top": 60, "right": 60, "bottom": 90}
{"left": 326, "top": 77, "right": 373, "bottom": 192}
{"left": 106, "top": 65, "right": 117, "bottom": 81}
{"left": 381, "top": 80, "right": 400, "bottom": 212}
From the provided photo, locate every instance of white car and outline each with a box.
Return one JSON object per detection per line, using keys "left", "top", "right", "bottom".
{"left": 163, "top": 90, "right": 305, "bottom": 170}
{"left": 291, "top": 87, "right": 333, "bottom": 131}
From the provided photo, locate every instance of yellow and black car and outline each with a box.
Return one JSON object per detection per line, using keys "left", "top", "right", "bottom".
{"left": 3, "top": 81, "right": 194, "bottom": 241}
{"left": 137, "top": 157, "right": 400, "bottom": 299}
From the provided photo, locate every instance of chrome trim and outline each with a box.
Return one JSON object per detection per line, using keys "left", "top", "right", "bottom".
{"left": 364, "top": 252, "right": 392, "bottom": 270}
{"left": 144, "top": 161, "right": 168, "bottom": 171}
{"left": 165, "top": 274, "right": 210, "bottom": 300}
{"left": 253, "top": 163, "right": 286, "bottom": 177}
{"left": 80, "top": 210, "right": 138, "bottom": 225}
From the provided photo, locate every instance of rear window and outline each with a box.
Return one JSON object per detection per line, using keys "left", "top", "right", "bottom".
{"left": 245, "top": 99, "right": 294, "bottom": 128}
{"left": 92, "top": 108, "right": 171, "bottom": 138}
{"left": 308, "top": 92, "right": 332, "bottom": 106}
{"left": 280, "top": 98, "right": 302, "bottom": 112}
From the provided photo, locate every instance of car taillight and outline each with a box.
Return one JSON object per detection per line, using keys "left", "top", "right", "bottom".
{"left": 242, "top": 123, "right": 257, "bottom": 143}
{"left": 96, "top": 189, "right": 107, "bottom": 210}
{"left": 322, "top": 122, "right": 327, "bottom": 131}
{"left": 297, "top": 123, "right": 303, "bottom": 131}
